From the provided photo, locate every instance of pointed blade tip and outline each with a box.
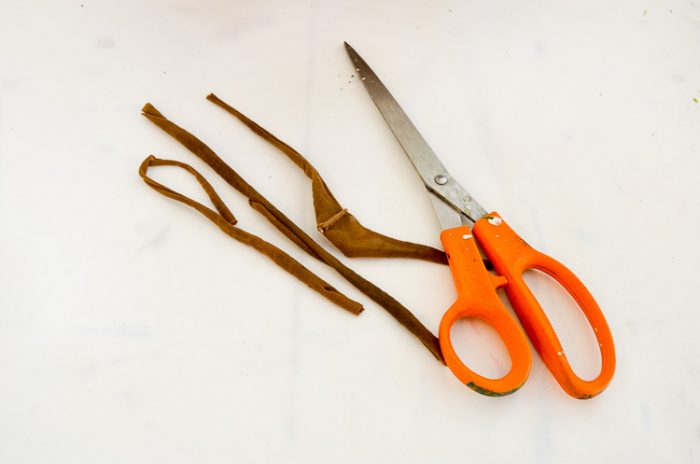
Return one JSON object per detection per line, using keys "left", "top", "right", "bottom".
{"left": 343, "top": 41, "right": 357, "bottom": 60}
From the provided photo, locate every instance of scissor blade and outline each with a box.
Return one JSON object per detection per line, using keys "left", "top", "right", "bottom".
{"left": 344, "top": 42, "right": 487, "bottom": 224}
{"left": 429, "top": 191, "right": 472, "bottom": 229}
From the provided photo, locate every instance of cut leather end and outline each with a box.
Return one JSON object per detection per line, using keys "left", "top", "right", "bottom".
{"left": 141, "top": 103, "right": 163, "bottom": 118}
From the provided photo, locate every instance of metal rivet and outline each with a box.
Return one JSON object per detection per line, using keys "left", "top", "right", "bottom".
{"left": 434, "top": 174, "right": 448, "bottom": 185}
{"left": 488, "top": 216, "right": 503, "bottom": 226}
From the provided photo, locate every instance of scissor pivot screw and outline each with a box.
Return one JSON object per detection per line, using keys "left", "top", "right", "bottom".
{"left": 488, "top": 216, "right": 503, "bottom": 226}
{"left": 434, "top": 174, "right": 448, "bottom": 185}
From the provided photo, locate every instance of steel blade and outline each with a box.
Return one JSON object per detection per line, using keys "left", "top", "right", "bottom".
{"left": 429, "top": 191, "right": 473, "bottom": 230}
{"left": 344, "top": 42, "right": 487, "bottom": 224}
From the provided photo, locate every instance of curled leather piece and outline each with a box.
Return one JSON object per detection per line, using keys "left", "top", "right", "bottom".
{"left": 141, "top": 103, "right": 444, "bottom": 363}
{"left": 206, "top": 93, "right": 447, "bottom": 265}
{"left": 139, "top": 155, "right": 364, "bottom": 316}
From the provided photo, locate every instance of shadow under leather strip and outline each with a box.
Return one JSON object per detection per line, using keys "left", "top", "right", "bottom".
{"left": 206, "top": 93, "right": 447, "bottom": 265}
{"left": 141, "top": 102, "right": 444, "bottom": 363}
{"left": 139, "top": 155, "right": 363, "bottom": 316}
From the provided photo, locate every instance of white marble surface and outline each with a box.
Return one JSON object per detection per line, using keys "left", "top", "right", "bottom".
{"left": 1, "top": 0, "right": 699, "bottom": 462}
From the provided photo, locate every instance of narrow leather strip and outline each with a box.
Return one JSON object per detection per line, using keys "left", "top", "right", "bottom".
{"left": 206, "top": 93, "right": 448, "bottom": 265}
{"left": 139, "top": 155, "right": 364, "bottom": 316}
{"left": 141, "top": 103, "right": 444, "bottom": 363}
{"left": 249, "top": 200, "right": 319, "bottom": 258}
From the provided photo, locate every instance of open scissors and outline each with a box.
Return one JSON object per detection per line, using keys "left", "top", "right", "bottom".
{"left": 345, "top": 42, "right": 615, "bottom": 398}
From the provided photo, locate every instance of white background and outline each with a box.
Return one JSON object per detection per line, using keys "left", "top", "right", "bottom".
{"left": 1, "top": 1, "right": 699, "bottom": 462}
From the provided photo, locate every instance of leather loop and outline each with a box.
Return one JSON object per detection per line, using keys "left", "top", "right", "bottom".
{"left": 139, "top": 155, "right": 364, "bottom": 316}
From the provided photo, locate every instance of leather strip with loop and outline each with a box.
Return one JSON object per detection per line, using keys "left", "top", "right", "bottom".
{"left": 139, "top": 155, "right": 364, "bottom": 316}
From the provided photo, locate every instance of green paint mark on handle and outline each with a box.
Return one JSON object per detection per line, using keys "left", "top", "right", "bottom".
{"left": 466, "top": 382, "right": 521, "bottom": 397}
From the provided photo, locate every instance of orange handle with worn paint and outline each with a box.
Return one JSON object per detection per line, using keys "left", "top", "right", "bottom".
{"left": 438, "top": 226, "right": 532, "bottom": 396}
{"left": 473, "top": 212, "right": 616, "bottom": 399}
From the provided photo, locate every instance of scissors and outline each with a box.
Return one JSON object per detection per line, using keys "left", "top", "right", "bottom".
{"left": 345, "top": 42, "right": 615, "bottom": 398}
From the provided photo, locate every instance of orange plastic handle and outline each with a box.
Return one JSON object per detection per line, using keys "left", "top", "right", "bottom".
{"left": 438, "top": 226, "right": 532, "bottom": 396}
{"left": 472, "top": 212, "right": 615, "bottom": 399}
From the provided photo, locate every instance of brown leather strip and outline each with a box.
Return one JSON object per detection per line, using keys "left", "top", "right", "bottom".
{"left": 249, "top": 200, "right": 319, "bottom": 258}
{"left": 141, "top": 103, "right": 444, "bottom": 363}
{"left": 138, "top": 155, "right": 364, "bottom": 316}
{"left": 206, "top": 93, "right": 448, "bottom": 265}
